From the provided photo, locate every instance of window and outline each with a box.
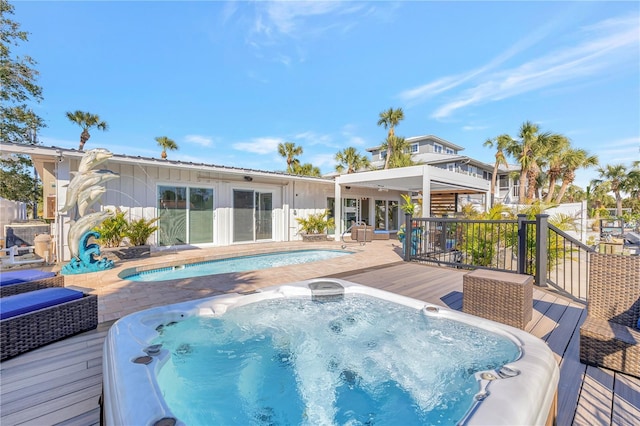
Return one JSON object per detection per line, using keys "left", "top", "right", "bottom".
{"left": 468, "top": 165, "right": 477, "bottom": 176}
{"left": 411, "top": 143, "right": 419, "bottom": 153}
{"left": 499, "top": 175, "right": 509, "bottom": 189}
{"left": 445, "top": 148, "right": 455, "bottom": 154}
{"left": 375, "top": 200, "right": 399, "bottom": 231}
{"left": 158, "top": 185, "right": 214, "bottom": 246}
{"left": 447, "top": 163, "right": 455, "bottom": 171}
{"left": 379, "top": 150, "right": 387, "bottom": 160}
{"left": 433, "top": 143, "right": 443, "bottom": 153}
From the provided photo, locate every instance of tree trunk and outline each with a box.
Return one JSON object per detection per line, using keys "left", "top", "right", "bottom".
{"left": 554, "top": 170, "right": 574, "bottom": 203}
{"left": 616, "top": 194, "right": 623, "bottom": 217}
{"left": 526, "top": 166, "right": 539, "bottom": 202}
{"left": 79, "top": 129, "right": 90, "bottom": 151}
{"left": 489, "top": 163, "right": 498, "bottom": 207}
{"left": 518, "top": 172, "right": 527, "bottom": 204}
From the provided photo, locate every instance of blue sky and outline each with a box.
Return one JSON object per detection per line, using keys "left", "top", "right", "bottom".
{"left": 13, "top": 1, "right": 640, "bottom": 189}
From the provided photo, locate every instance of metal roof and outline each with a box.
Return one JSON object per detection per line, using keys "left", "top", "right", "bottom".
{"left": 0, "top": 142, "right": 334, "bottom": 185}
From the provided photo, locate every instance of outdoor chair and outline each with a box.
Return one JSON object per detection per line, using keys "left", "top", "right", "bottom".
{"left": 579, "top": 253, "right": 640, "bottom": 378}
{"left": 0, "top": 272, "right": 97, "bottom": 361}
{"left": 0, "top": 269, "right": 61, "bottom": 297}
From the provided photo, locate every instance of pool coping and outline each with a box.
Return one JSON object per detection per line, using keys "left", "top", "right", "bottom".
{"left": 118, "top": 247, "right": 353, "bottom": 279}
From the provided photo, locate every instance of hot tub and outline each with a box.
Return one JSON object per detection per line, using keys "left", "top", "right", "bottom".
{"left": 102, "top": 279, "right": 558, "bottom": 425}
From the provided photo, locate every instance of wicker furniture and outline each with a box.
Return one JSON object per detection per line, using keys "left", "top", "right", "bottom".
{"left": 350, "top": 225, "right": 372, "bottom": 242}
{"left": 579, "top": 253, "right": 640, "bottom": 378}
{"left": 1, "top": 274, "right": 64, "bottom": 297}
{"left": 463, "top": 269, "right": 533, "bottom": 329}
{"left": 0, "top": 274, "right": 98, "bottom": 361}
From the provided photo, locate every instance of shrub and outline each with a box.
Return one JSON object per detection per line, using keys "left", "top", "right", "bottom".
{"left": 94, "top": 210, "right": 128, "bottom": 248}
{"left": 125, "top": 217, "right": 159, "bottom": 246}
{"left": 296, "top": 210, "right": 335, "bottom": 234}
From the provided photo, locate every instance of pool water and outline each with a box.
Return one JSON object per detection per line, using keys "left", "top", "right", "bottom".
{"left": 153, "top": 294, "right": 520, "bottom": 425}
{"left": 123, "top": 249, "right": 352, "bottom": 282}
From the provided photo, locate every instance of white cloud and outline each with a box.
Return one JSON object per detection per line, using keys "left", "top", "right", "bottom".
{"left": 245, "top": 0, "right": 377, "bottom": 60}
{"left": 399, "top": 12, "right": 563, "bottom": 106}
{"left": 592, "top": 137, "right": 640, "bottom": 166}
{"left": 184, "top": 134, "right": 213, "bottom": 147}
{"left": 232, "top": 137, "right": 283, "bottom": 154}
{"left": 294, "top": 131, "right": 334, "bottom": 146}
{"left": 462, "top": 125, "right": 488, "bottom": 132}
{"left": 256, "top": 1, "right": 360, "bottom": 37}
{"left": 310, "top": 152, "right": 336, "bottom": 169}
{"left": 400, "top": 13, "right": 639, "bottom": 120}
{"left": 340, "top": 124, "right": 367, "bottom": 147}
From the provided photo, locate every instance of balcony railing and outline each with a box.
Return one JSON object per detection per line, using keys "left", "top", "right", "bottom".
{"left": 402, "top": 214, "right": 596, "bottom": 302}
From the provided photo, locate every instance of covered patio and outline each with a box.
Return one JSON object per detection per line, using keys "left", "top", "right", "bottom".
{"left": 333, "top": 165, "right": 491, "bottom": 239}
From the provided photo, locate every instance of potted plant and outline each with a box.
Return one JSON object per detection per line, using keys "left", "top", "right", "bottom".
{"left": 119, "top": 217, "right": 159, "bottom": 259}
{"left": 94, "top": 210, "right": 128, "bottom": 248}
{"left": 95, "top": 212, "right": 159, "bottom": 260}
{"left": 399, "top": 193, "right": 416, "bottom": 216}
{"left": 296, "top": 210, "right": 335, "bottom": 242}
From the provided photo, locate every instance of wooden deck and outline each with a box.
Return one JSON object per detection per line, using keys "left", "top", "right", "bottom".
{"left": 1, "top": 262, "right": 639, "bottom": 425}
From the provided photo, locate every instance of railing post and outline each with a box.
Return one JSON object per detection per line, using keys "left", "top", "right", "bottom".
{"left": 536, "top": 214, "right": 549, "bottom": 287}
{"left": 517, "top": 214, "right": 527, "bottom": 274}
{"left": 404, "top": 213, "right": 413, "bottom": 261}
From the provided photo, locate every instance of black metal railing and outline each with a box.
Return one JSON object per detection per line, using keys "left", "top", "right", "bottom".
{"left": 403, "top": 214, "right": 595, "bottom": 302}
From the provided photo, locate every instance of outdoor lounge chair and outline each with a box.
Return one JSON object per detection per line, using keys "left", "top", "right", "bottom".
{"left": 0, "top": 269, "right": 61, "bottom": 297}
{"left": 579, "top": 253, "right": 640, "bottom": 378}
{"left": 0, "top": 274, "right": 97, "bottom": 361}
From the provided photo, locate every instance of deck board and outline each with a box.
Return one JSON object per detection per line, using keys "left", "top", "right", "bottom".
{"left": 612, "top": 374, "right": 640, "bottom": 425}
{"left": 1, "top": 262, "right": 639, "bottom": 425}
{"left": 574, "top": 366, "right": 615, "bottom": 426}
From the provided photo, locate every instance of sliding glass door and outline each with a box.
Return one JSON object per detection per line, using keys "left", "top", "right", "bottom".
{"left": 189, "top": 188, "right": 214, "bottom": 244}
{"left": 233, "top": 190, "right": 273, "bottom": 242}
{"left": 158, "top": 185, "right": 214, "bottom": 246}
{"left": 256, "top": 192, "right": 273, "bottom": 240}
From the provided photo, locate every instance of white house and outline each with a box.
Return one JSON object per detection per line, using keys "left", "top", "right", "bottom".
{"left": 1, "top": 140, "right": 496, "bottom": 262}
{"left": 367, "top": 135, "right": 521, "bottom": 205}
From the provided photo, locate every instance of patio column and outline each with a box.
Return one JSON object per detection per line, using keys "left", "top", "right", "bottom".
{"left": 484, "top": 189, "right": 491, "bottom": 212}
{"left": 421, "top": 166, "right": 431, "bottom": 218}
{"left": 334, "top": 180, "right": 342, "bottom": 241}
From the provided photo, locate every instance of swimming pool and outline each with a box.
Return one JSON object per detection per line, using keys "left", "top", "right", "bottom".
{"left": 103, "top": 279, "right": 559, "bottom": 425}
{"left": 119, "top": 249, "right": 352, "bottom": 282}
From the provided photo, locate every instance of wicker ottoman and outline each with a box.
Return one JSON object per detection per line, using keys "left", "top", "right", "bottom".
{"left": 463, "top": 269, "right": 533, "bottom": 329}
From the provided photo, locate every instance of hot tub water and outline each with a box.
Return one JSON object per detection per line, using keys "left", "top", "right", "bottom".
{"left": 154, "top": 295, "right": 520, "bottom": 425}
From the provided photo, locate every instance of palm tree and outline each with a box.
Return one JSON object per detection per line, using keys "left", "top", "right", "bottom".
{"left": 335, "top": 147, "right": 370, "bottom": 174}
{"left": 386, "top": 136, "right": 416, "bottom": 168}
{"left": 65, "top": 110, "right": 108, "bottom": 151}
{"left": 278, "top": 142, "right": 303, "bottom": 173}
{"left": 623, "top": 160, "right": 640, "bottom": 202}
{"left": 588, "top": 179, "right": 612, "bottom": 225}
{"left": 542, "top": 137, "right": 571, "bottom": 203}
{"left": 594, "top": 164, "right": 628, "bottom": 216}
{"left": 377, "top": 107, "right": 404, "bottom": 169}
{"left": 155, "top": 136, "right": 178, "bottom": 159}
{"left": 562, "top": 184, "right": 585, "bottom": 203}
{"left": 553, "top": 148, "right": 598, "bottom": 203}
{"left": 293, "top": 162, "right": 321, "bottom": 177}
{"left": 483, "top": 134, "right": 512, "bottom": 207}
{"left": 506, "top": 121, "right": 563, "bottom": 204}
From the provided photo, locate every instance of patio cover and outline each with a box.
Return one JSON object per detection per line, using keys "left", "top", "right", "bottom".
{"left": 333, "top": 165, "right": 490, "bottom": 239}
